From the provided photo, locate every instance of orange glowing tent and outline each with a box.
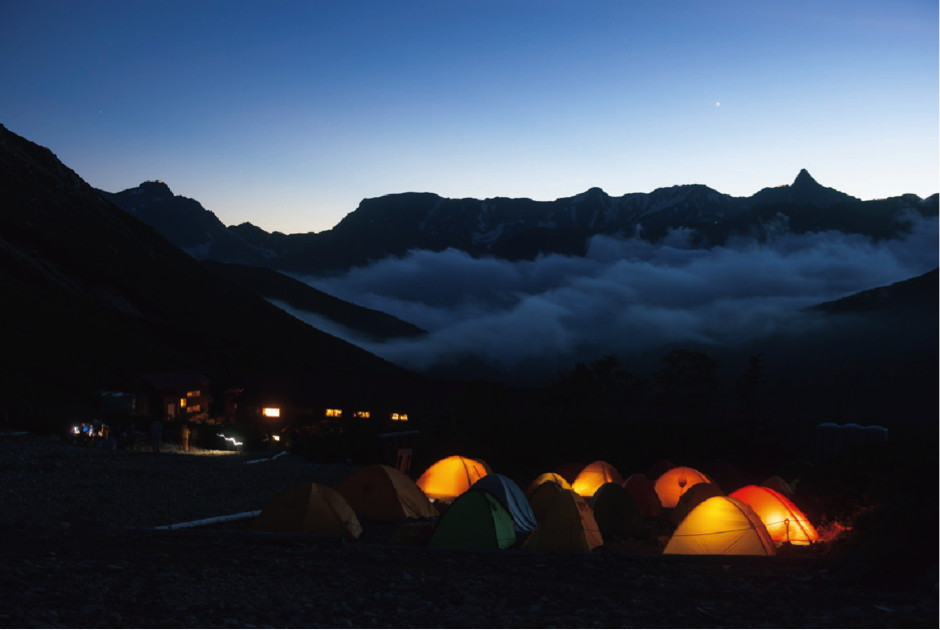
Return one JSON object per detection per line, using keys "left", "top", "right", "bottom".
{"left": 729, "top": 486, "right": 819, "bottom": 546}
{"left": 525, "top": 472, "right": 572, "bottom": 496}
{"left": 622, "top": 474, "right": 664, "bottom": 517}
{"left": 654, "top": 466, "right": 714, "bottom": 508}
{"left": 415, "top": 456, "right": 489, "bottom": 502}
{"left": 523, "top": 489, "right": 603, "bottom": 553}
{"left": 664, "top": 496, "right": 775, "bottom": 556}
{"left": 250, "top": 483, "right": 362, "bottom": 540}
{"left": 336, "top": 465, "right": 438, "bottom": 522}
{"left": 571, "top": 460, "right": 624, "bottom": 497}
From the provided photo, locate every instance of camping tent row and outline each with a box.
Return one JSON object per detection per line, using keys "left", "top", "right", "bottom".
{"left": 249, "top": 456, "right": 817, "bottom": 554}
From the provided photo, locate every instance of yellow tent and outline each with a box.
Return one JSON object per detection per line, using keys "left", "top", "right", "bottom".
{"left": 527, "top": 479, "right": 565, "bottom": 523}
{"left": 336, "top": 464, "right": 438, "bottom": 522}
{"left": 250, "top": 483, "right": 362, "bottom": 541}
{"left": 525, "top": 472, "right": 572, "bottom": 496}
{"left": 654, "top": 466, "right": 714, "bottom": 508}
{"left": 523, "top": 489, "right": 603, "bottom": 553}
{"left": 415, "top": 455, "right": 490, "bottom": 502}
{"left": 670, "top": 481, "right": 725, "bottom": 525}
{"left": 571, "top": 460, "right": 624, "bottom": 497}
{"left": 664, "top": 496, "right": 775, "bottom": 556}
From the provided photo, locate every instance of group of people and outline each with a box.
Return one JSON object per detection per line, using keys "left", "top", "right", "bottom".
{"left": 71, "top": 420, "right": 136, "bottom": 450}
{"left": 68, "top": 419, "right": 192, "bottom": 454}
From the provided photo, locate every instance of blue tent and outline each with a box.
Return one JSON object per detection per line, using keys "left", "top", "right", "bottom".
{"left": 470, "top": 474, "right": 538, "bottom": 533}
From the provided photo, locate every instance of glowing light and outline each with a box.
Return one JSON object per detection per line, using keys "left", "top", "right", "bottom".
{"left": 391, "top": 413, "right": 408, "bottom": 421}
{"left": 354, "top": 411, "right": 370, "bottom": 418}
{"left": 263, "top": 407, "right": 280, "bottom": 418}
{"left": 326, "top": 409, "right": 342, "bottom": 417}
{"left": 217, "top": 433, "right": 243, "bottom": 447}
{"left": 272, "top": 435, "right": 280, "bottom": 442}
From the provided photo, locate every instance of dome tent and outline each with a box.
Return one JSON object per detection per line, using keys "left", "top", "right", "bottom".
{"left": 527, "top": 479, "right": 566, "bottom": 523}
{"left": 427, "top": 490, "right": 516, "bottom": 550}
{"left": 336, "top": 464, "right": 438, "bottom": 522}
{"left": 525, "top": 472, "right": 571, "bottom": 496}
{"left": 670, "top": 482, "right": 724, "bottom": 526}
{"left": 523, "top": 489, "right": 603, "bottom": 553}
{"left": 654, "top": 466, "right": 715, "bottom": 508}
{"left": 571, "top": 460, "right": 624, "bottom": 497}
{"left": 250, "top": 483, "right": 362, "bottom": 541}
{"left": 665, "top": 496, "right": 775, "bottom": 556}
{"left": 416, "top": 455, "right": 490, "bottom": 502}
{"left": 470, "top": 474, "right": 537, "bottom": 533}
{"left": 589, "top": 482, "right": 647, "bottom": 540}
{"left": 623, "top": 474, "right": 664, "bottom": 517}
{"left": 730, "top": 485, "right": 819, "bottom": 546}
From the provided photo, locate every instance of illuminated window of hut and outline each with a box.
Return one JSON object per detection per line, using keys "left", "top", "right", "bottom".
{"left": 180, "top": 398, "right": 186, "bottom": 408}
{"left": 186, "top": 390, "right": 201, "bottom": 398}
{"left": 354, "top": 411, "right": 370, "bottom": 418}
{"left": 188, "top": 404, "right": 201, "bottom": 413}
{"left": 263, "top": 407, "right": 280, "bottom": 418}
{"left": 325, "top": 409, "right": 342, "bottom": 418}
{"left": 391, "top": 413, "right": 409, "bottom": 422}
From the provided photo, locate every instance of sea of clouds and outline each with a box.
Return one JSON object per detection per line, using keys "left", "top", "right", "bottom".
{"left": 287, "top": 212, "right": 938, "bottom": 381}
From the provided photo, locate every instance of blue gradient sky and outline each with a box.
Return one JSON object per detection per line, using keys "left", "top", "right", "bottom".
{"left": 2, "top": 1, "right": 937, "bottom": 234}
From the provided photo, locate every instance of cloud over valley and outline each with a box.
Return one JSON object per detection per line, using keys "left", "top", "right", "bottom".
{"left": 295, "top": 214, "right": 938, "bottom": 382}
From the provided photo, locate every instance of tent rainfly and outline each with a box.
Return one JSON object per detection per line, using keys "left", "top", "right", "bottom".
{"left": 622, "top": 474, "right": 664, "bottom": 517}
{"left": 416, "top": 456, "right": 490, "bottom": 502}
{"left": 664, "top": 496, "right": 775, "bottom": 556}
{"left": 523, "top": 489, "right": 603, "bottom": 553}
{"left": 336, "top": 464, "right": 438, "bottom": 522}
{"left": 729, "top": 486, "right": 819, "bottom": 546}
{"left": 525, "top": 472, "right": 572, "bottom": 496}
{"left": 470, "top": 474, "right": 538, "bottom": 533}
{"left": 571, "top": 460, "right": 624, "bottom": 497}
{"left": 427, "top": 490, "right": 517, "bottom": 550}
{"left": 250, "top": 483, "right": 362, "bottom": 541}
{"left": 654, "top": 466, "right": 714, "bottom": 508}
{"left": 671, "top": 482, "right": 725, "bottom": 526}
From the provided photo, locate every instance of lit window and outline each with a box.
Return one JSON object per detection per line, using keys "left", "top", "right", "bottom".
{"left": 354, "top": 411, "right": 370, "bottom": 418}
{"left": 391, "top": 413, "right": 408, "bottom": 422}
{"left": 180, "top": 398, "right": 186, "bottom": 408}
{"left": 186, "top": 390, "right": 201, "bottom": 398}
{"left": 325, "top": 409, "right": 342, "bottom": 418}
{"left": 272, "top": 435, "right": 281, "bottom": 442}
{"left": 263, "top": 408, "right": 280, "bottom": 418}
{"left": 188, "top": 404, "right": 201, "bottom": 413}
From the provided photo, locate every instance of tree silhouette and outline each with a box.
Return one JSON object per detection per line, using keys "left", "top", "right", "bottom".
{"left": 652, "top": 349, "right": 720, "bottom": 411}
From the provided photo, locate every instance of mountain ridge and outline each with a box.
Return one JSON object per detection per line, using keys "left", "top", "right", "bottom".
{"left": 101, "top": 170, "right": 936, "bottom": 276}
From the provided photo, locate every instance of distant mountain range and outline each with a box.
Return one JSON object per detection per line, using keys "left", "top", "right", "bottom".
{"left": 100, "top": 170, "right": 938, "bottom": 275}
{"left": 0, "top": 124, "right": 414, "bottom": 425}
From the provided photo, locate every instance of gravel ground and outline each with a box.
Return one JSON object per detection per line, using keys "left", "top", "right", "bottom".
{"left": 1, "top": 433, "right": 936, "bottom": 628}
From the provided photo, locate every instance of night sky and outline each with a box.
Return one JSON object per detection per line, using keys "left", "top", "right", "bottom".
{"left": 2, "top": 0, "right": 937, "bottom": 234}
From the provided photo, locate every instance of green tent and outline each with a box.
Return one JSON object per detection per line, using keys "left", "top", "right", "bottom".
{"left": 427, "top": 490, "right": 517, "bottom": 550}
{"left": 589, "top": 482, "right": 648, "bottom": 540}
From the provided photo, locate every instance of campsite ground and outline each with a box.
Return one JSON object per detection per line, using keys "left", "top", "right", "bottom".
{"left": 0, "top": 433, "right": 936, "bottom": 628}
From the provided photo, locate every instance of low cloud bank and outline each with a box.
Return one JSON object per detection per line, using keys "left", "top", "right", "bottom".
{"left": 299, "top": 214, "right": 938, "bottom": 378}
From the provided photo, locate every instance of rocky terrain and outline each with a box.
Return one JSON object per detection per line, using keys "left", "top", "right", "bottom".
{"left": 0, "top": 433, "right": 935, "bottom": 628}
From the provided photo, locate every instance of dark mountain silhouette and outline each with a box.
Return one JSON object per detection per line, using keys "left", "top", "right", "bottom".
{"left": 202, "top": 261, "right": 426, "bottom": 341}
{"left": 0, "top": 124, "right": 414, "bottom": 426}
{"left": 103, "top": 170, "right": 936, "bottom": 276}
{"left": 99, "top": 181, "right": 269, "bottom": 264}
